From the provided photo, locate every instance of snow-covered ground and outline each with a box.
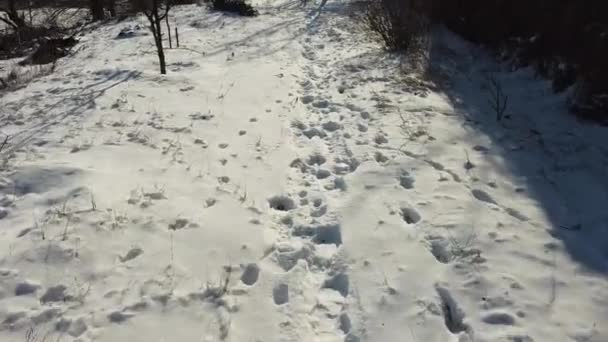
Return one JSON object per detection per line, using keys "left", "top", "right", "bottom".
{"left": 1, "top": 1, "right": 607, "bottom": 341}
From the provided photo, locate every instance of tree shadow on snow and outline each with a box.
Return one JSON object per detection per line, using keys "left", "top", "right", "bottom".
{"left": 427, "top": 28, "right": 608, "bottom": 274}
{"left": 0, "top": 68, "right": 141, "bottom": 157}
{"left": 189, "top": 11, "right": 305, "bottom": 60}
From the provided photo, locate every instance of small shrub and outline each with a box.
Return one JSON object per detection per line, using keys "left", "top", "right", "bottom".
{"left": 205, "top": 0, "right": 258, "bottom": 17}
{"left": 484, "top": 74, "right": 508, "bottom": 121}
{"left": 571, "top": 87, "right": 608, "bottom": 125}
{"left": 365, "top": 0, "right": 430, "bottom": 52}
{"left": 19, "top": 37, "right": 78, "bottom": 66}
{"left": 0, "top": 64, "right": 56, "bottom": 92}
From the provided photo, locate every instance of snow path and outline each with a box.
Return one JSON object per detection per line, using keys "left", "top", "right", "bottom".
{"left": 1, "top": 1, "right": 607, "bottom": 342}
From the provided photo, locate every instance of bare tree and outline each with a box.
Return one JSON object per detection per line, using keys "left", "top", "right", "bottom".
{"left": 90, "top": 0, "right": 105, "bottom": 21}
{"left": 107, "top": 0, "right": 117, "bottom": 17}
{"left": 0, "top": 0, "right": 27, "bottom": 30}
{"left": 135, "top": 0, "right": 172, "bottom": 74}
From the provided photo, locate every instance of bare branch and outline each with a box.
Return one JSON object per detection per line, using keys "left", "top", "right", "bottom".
{"left": 0, "top": 12, "right": 18, "bottom": 29}
{"left": 159, "top": 2, "right": 171, "bottom": 21}
{"left": 485, "top": 74, "right": 508, "bottom": 121}
{"left": 0, "top": 135, "right": 9, "bottom": 153}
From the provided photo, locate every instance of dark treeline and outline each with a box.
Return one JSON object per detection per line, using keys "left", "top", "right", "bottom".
{"left": 433, "top": 0, "right": 608, "bottom": 122}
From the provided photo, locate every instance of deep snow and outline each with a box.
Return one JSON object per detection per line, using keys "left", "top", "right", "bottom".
{"left": 0, "top": 1, "right": 607, "bottom": 341}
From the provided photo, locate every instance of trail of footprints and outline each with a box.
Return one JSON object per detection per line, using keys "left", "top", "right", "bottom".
{"left": 293, "top": 12, "right": 536, "bottom": 342}
{"left": 0, "top": 8, "right": 537, "bottom": 342}
{"left": 264, "top": 185, "right": 354, "bottom": 339}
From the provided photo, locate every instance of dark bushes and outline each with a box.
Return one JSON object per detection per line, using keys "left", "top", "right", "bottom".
{"left": 19, "top": 37, "right": 78, "bottom": 65}
{"left": 366, "top": 0, "right": 608, "bottom": 123}
{"left": 364, "top": 0, "right": 429, "bottom": 52}
{"left": 0, "top": 5, "right": 81, "bottom": 62}
{"left": 206, "top": 0, "right": 257, "bottom": 17}
{"left": 432, "top": 0, "right": 608, "bottom": 123}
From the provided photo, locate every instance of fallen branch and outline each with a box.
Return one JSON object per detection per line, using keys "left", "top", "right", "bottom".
{"left": 0, "top": 135, "right": 9, "bottom": 153}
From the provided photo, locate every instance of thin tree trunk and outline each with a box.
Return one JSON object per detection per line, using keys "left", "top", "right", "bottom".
{"left": 4, "top": 0, "right": 27, "bottom": 28}
{"left": 165, "top": 14, "right": 172, "bottom": 49}
{"left": 90, "top": 0, "right": 105, "bottom": 21}
{"left": 156, "top": 34, "right": 166, "bottom": 74}
{"left": 153, "top": 10, "right": 166, "bottom": 74}
{"left": 108, "top": 0, "right": 117, "bottom": 17}
{"left": 175, "top": 26, "right": 179, "bottom": 48}
{"left": 143, "top": 0, "right": 169, "bottom": 74}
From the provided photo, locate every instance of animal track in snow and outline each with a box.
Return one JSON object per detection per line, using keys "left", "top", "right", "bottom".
{"left": 268, "top": 195, "right": 296, "bottom": 211}
{"left": 41, "top": 285, "right": 67, "bottom": 303}
{"left": 313, "top": 224, "right": 343, "bottom": 245}
{"left": 333, "top": 157, "right": 360, "bottom": 175}
{"left": 120, "top": 247, "right": 143, "bottom": 262}
{"left": 303, "top": 128, "right": 327, "bottom": 139}
{"left": 400, "top": 206, "right": 421, "bottom": 224}
{"left": 301, "top": 95, "right": 315, "bottom": 104}
{"left": 281, "top": 215, "right": 294, "bottom": 226}
{"left": 273, "top": 283, "right": 289, "bottom": 305}
{"left": 307, "top": 153, "right": 327, "bottom": 166}
{"left": 290, "top": 158, "right": 310, "bottom": 173}
{"left": 471, "top": 189, "right": 497, "bottom": 205}
{"left": 204, "top": 198, "right": 217, "bottom": 208}
{"left": 398, "top": 171, "right": 415, "bottom": 189}
{"left": 293, "top": 223, "right": 343, "bottom": 246}
{"left": 374, "top": 151, "right": 390, "bottom": 164}
{"left": 189, "top": 112, "right": 214, "bottom": 121}
{"left": 374, "top": 134, "right": 388, "bottom": 145}
{"left": 435, "top": 285, "right": 471, "bottom": 335}
{"left": 56, "top": 317, "right": 88, "bottom": 337}
{"left": 271, "top": 243, "right": 313, "bottom": 271}
{"left": 481, "top": 311, "right": 516, "bottom": 325}
{"left": 321, "top": 121, "right": 341, "bottom": 132}
{"left": 312, "top": 99, "right": 330, "bottom": 109}
{"left": 194, "top": 138, "right": 208, "bottom": 148}
{"left": 311, "top": 205, "right": 328, "bottom": 218}
{"left": 15, "top": 281, "right": 40, "bottom": 296}
{"left": 473, "top": 145, "right": 489, "bottom": 152}
{"left": 505, "top": 207, "right": 529, "bottom": 221}
{"left": 334, "top": 177, "right": 347, "bottom": 191}
{"left": 426, "top": 237, "right": 451, "bottom": 264}
{"left": 316, "top": 169, "right": 332, "bottom": 179}
{"left": 240, "top": 263, "right": 260, "bottom": 286}
{"left": 108, "top": 311, "right": 135, "bottom": 323}
{"left": 322, "top": 273, "right": 349, "bottom": 297}
{"left": 168, "top": 218, "right": 194, "bottom": 230}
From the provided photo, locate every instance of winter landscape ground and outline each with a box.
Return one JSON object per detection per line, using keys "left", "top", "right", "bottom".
{"left": 0, "top": 1, "right": 607, "bottom": 341}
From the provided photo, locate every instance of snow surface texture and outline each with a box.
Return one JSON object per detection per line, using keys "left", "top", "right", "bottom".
{"left": 1, "top": 0, "right": 607, "bottom": 341}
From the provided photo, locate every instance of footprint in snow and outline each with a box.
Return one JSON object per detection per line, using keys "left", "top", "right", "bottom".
{"left": 120, "top": 247, "right": 143, "bottom": 262}
{"left": 374, "top": 151, "right": 390, "bottom": 164}
{"left": 400, "top": 206, "right": 421, "bottom": 224}
{"left": 240, "top": 263, "right": 260, "bottom": 286}
{"left": 471, "top": 189, "right": 497, "bottom": 205}
{"left": 398, "top": 171, "right": 415, "bottom": 189}
{"left": 273, "top": 283, "right": 289, "bottom": 305}
{"left": 374, "top": 134, "right": 388, "bottom": 145}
